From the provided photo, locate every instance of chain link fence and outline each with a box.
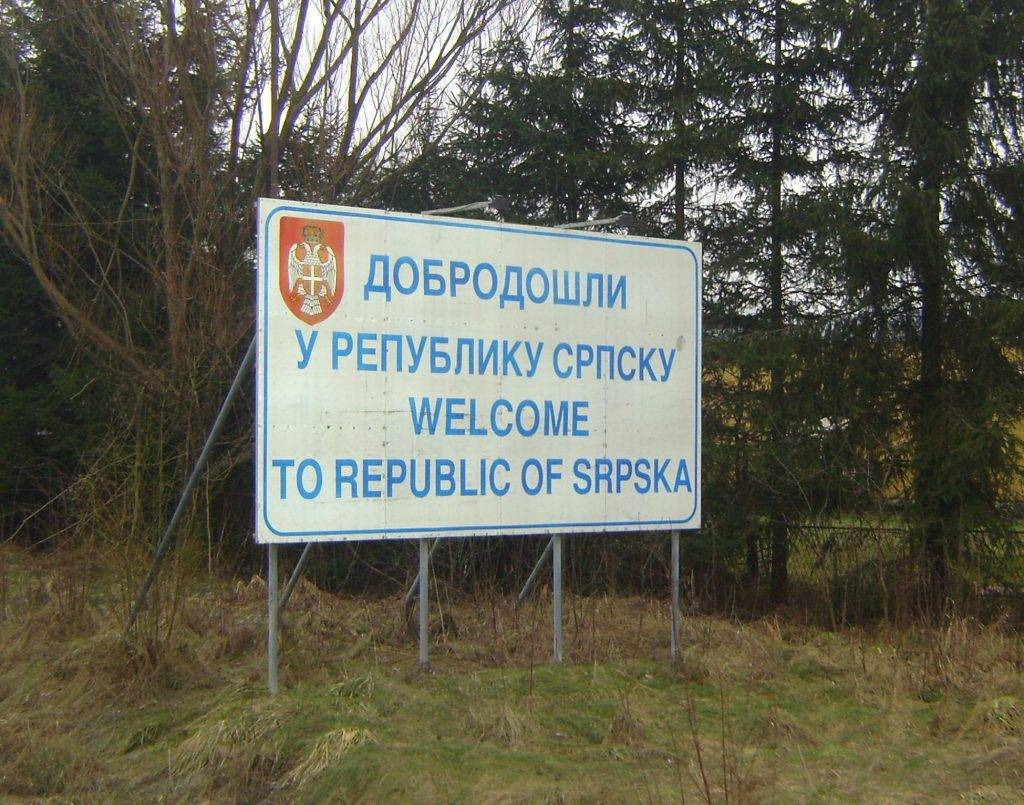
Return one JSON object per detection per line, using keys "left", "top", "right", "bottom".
{"left": 702, "top": 522, "right": 1024, "bottom": 625}
{"left": 282, "top": 519, "right": 1023, "bottom": 627}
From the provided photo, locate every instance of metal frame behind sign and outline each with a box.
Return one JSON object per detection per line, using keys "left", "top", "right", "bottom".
{"left": 255, "top": 199, "right": 700, "bottom": 687}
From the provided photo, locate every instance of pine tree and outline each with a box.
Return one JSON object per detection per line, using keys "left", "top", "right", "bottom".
{"left": 844, "top": 0, "right": 1024, "bottom": 605}
{"left": 618, "top": 0, "right": 735, "bottom": 239}
{"left": 703, "top": 0, "right": 856, "bottom": 603}
{"left": 383, "top": 0, "right": 645, "bottom": 225}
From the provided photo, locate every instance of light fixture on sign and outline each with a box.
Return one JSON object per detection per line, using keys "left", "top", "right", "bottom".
{"left": 421, "top": 196, "right": 511, "bottom": 216}
{"left": 558, "top": 213, "right": 634, "bottom": 231}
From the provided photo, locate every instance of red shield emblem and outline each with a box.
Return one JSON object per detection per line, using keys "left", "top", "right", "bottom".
{"left": 278, "top": 217, "right": 344, "bottom": 325}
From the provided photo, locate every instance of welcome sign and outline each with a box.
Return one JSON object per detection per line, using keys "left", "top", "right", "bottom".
{"left": 256, "top": 198, "right": 701, "bottom": 542}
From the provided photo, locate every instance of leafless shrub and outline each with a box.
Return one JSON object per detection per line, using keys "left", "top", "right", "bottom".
{"left": 0, "top": 0, "right": 521, "bottom": 641}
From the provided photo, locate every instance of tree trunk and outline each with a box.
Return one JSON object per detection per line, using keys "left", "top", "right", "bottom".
{"left": 673, "top": 14, "right": 687, "bottom": 239}
{"left": 768, "top": 0, "right": 788, "bottom": 606}
{"left": 564, "top": 0, "right": 580, "bottom": 224}
{"left": 906, "top": 0, "right": 976, "bottom": 615}
{"left": 911, "top": 178, "right": 950, "bottom": 612}
{"left": 267, "top": 0, "right": 282, "bottom": 197}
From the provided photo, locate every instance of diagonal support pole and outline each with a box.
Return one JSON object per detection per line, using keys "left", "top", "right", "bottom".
{"left": 278, "top": 542, "right": 314, "bottom": 614}
{"left": 402, "top": 538, "right": 441, "bottom": 611}
{"left": 515, "top": 537, "right": 554, "bottom": 610}
{"left": 127, "top": 335, "right": 257, "bottom": 631}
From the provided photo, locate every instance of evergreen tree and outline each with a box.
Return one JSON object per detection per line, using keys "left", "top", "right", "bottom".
{"left": 844, "top": 0, "right": 1024, "bottom": 605}
{"left": 705, "top": 0, "right": 855, "bottom": 602}
{"left": 618, "top": 0, "right": 735, "bottom": 239}
{"left": 382, "top": 1, "right": 645, "bottom": 225}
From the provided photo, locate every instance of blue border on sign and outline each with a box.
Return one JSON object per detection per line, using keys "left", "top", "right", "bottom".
{"left": 259, "top": 202, "right": 701, "bottom": 539}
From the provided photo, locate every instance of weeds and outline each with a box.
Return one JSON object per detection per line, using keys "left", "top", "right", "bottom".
{"left": 283, "top": 727, "right": 377, "bottom": 786}
{"left": 467, "top": 703, "right": 533, "bottom": 748}
{"left": 1, "top": 544, "right": 1024, "bottom": 801}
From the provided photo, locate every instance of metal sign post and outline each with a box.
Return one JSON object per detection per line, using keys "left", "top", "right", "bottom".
{"left": 403, "top": 538, "right": 441, "bottom": 611}
{"left": 553, "top": 533, "right": 563, "bottom": 664}
{"left": 268, "top": 544, "right": 279, "bottom": 695}
{"left": 419, "top": 538, "right": 430, "bottom": 670}
{"left": 671, "top": 530, "right": 680, "bottom": 659}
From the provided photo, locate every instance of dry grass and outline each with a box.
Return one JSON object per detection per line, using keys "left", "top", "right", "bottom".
{"left": 467, "top": 702, "right": 536, "bottom": 749}
{"left": 1, "top": 543, "right": 1024, "bottom": 801}
{"left": 605, "top": 695, "right": 647, "bottom": 747}
{"left": 283, "top": 726, "right": 377, "bottom": 786}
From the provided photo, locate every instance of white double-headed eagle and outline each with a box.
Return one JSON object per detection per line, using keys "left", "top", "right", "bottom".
{"left": 287, "top": 224, "right": 337, "bottom": 317}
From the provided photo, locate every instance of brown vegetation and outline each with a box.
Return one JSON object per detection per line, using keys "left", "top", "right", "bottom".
{"left": 2, "top": 543, "right": 1024, "bottom": 801}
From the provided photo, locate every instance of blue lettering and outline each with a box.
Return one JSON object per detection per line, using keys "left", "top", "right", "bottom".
{"left": 553, "top": 342, "right": 573, "bottom": 379}
{"left": 521, "top": 458, "right": 543, "bottom": 495}
{"left": 458, "top": 459, "right": 479, "bottom": 496}
{"left": 634, "top": 459, "right": 652, "bottom": 493}
{"left": 638, "top": 348, "right": 656, "bottom": 381}
{"left": 409, "top": 460, "right": 430, "bottom": 498}
{"left": 490, "top": 459, "right": 511, "bottom": 496}
{"left": 616, "top": 345, "right": 636, "bottom": 380}
{"left": 502, "top": 340, "right": 523, "bottom": 376}
{"left": 386, "top": 459, "right": 407, "bottom": 497}
{"left": 296, "top": 458, "right": 323, "bottom": 500}
{"left": 362, "top": 458, "right": 382, "bottom": 498}
{"left": 523, "top": 341, "right": 543, "bottom": 377}
{"left": 615, "top": 458, "right": 633, "bottom": 492}
{"left": 332, "top": 331, "right": 353, "bottom": 369}
{"left": 272, "top": 458, "right": 294, "bottom": 499}
{"left": 408, "top": 397, "right": 442, "bottom": 435}
{"left": 525, "top": 267, "right": 550, "bottom": 304}
{"left": 450, "top": 260, "right": 471, "bottom": 296}
{"left": 335, "top": 459, "right": 358, "bottom": 498}
{"left": 571, "top": 400, "right": 589, "bottom": 436}
{"left": 295, "top": 329, "right": 318, "bottom": 369}
{"left": 675, "top": 459, "right": 692, "bottom": 492}
{"left": 445, "top": 397, "right": 467, "bottom": 435}
{"left": 659, "top": 348, "right": 677, "bottom": 382}
{"left": 607, "top": 274, "right": 627, "bottom": 309}
{"left": 364, "top": 254, "right": 391, "bottom": 300}
{"left": 356, "top": 332, "right": 378, "bottom": 371}
{"left": 436, "top": 459, "right": 456, "bottom": 496}
{"left": 468, "top": 398, "right": 487, "bottom": 436}
{"left": 654, "top": 459, "right": 671, "bottom": 492}
{"left": 407, "top": 336, "right": 428, "bottom": 373}
{"left": 515, "top": 399, "right": 540, "bottom": 437}
{"left": 393, "top": 256, "right": 420, "bottom": 295}
{"left": 490, "top": 398, "right": 513, "bottom": 436}
{"left": 573, "top": 458, "right": 592, "bottom": 494}
{"left": 473, "top": 262, "right": 498, "bottom": 299}
{"left": 544, "top": 400, "right": 568, "bottom": 435}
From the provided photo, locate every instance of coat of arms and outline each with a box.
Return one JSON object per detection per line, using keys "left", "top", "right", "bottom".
{"left": 278, "top": 217, "right": 344, "bottom": 325}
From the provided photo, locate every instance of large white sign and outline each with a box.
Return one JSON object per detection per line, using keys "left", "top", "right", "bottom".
{"left": 256, "top": 198, "right": 700, "bottom": 543}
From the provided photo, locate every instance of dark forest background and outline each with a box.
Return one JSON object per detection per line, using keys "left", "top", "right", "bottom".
{"left": 1, "top": 0, "right": 1022, "bottom": 624}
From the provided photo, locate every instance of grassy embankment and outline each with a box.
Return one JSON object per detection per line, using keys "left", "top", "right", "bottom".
{"left": 2, "top": 545, "right": 1024, "bottom": 802}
